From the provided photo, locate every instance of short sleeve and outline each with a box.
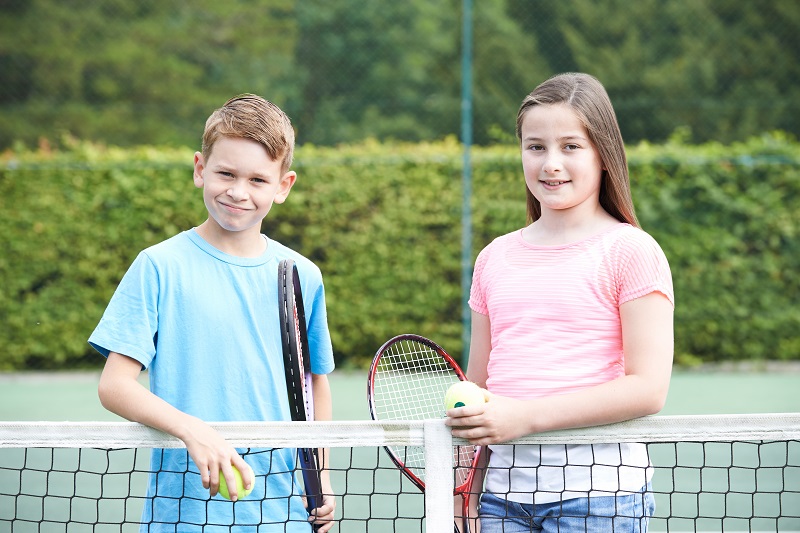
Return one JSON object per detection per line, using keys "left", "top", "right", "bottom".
{"left": 468, "top": 243, "right": 492, "bottom": 315}
{"left": 88, "top": 251, "right": 160, "bottom": 367}
{"left": 305, "top": 275, "right": 335, "bottom": 375}
{"left": 618, "top": 231, "right": 674, "bottom": 307}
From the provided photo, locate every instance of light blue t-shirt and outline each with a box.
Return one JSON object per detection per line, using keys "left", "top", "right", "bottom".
{"left": 89, "top": 229, "right": 335, "bottom": 532}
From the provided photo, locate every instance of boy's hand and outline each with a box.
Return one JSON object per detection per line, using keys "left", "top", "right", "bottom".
{"left": 98, "top": 353, "right": 254, "bottom": 500}
{"left": 181, "top": 417, "right": 253, "bottom": 501}
{"left": 308, "top": 492, "right": 336, "bottom": 532}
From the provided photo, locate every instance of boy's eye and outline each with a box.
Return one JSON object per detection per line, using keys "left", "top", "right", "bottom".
{"left": 528, "top": 144, "right": 544, "bottom": 151}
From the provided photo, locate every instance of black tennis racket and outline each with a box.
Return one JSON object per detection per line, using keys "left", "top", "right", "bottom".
{"left": 367, "top": 334, "right": 483, "bottom": 533}
{"left": 278, "top": 259, "right": 323, "bottom": 518}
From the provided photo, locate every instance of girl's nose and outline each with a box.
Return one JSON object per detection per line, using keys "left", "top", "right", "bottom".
{"left": 542, "top": 155, "right": 563, "bottom": 174}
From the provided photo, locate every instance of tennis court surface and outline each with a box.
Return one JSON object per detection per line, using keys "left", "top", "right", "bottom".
{"left": 1, "top": 370, "right": 799, "bottom": 531}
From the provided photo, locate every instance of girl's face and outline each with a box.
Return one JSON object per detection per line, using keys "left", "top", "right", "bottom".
{"left": 519, "top": 103, "right": 604, "bottom": 218}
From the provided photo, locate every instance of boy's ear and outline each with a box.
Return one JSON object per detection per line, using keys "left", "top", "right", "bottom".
{"left": 192, "top": 152, "right": 205, "bottom": 188}
{"left": 274, "top": 171, "right": 297, "bottom": 204}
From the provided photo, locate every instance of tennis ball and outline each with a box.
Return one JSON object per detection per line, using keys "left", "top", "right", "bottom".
{"left": 218, "top": 464, "right": 253, "bottom": 501}
{"left": 444, "top": 381, "right": 486, "bottom": 410}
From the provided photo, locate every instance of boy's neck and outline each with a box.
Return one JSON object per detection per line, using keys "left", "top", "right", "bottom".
{"left": 195, "top": 221, "right": 267, "bottom": 257}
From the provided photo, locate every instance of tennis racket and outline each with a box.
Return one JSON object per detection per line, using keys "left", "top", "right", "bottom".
{"left": 367, "top": 334, "right": 483, "bottom": 533}
{"left": 278, "top": 259, "right": 323, "bottom": 518}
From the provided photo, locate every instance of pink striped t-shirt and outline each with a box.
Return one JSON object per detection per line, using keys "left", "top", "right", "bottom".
{"left": 469, "top": 223, "right": 674, "bottom": 503}
{"left": 470, "top": 223, "right": 674, "bottom": 400}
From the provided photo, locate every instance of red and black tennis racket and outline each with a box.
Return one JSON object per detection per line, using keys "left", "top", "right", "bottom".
{"left": 278, "top": 259, "right": 323, "bottom": 519}
{"left": 367, "top": 334, "right": 483, "bottom": 533}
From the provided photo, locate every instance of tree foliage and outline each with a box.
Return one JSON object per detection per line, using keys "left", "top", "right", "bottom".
{"left": 1, "top": 0, "right": 798, "bottom": 149}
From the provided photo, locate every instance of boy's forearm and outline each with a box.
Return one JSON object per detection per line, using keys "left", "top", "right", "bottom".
{"left": 311, "top": 373, "right": 332, "bottom": 422}
{"left": 98, "top": 352, "right": 199, "bottom": 441}
{"left": 311, "top": 373, "right": 334, "bottom": 495}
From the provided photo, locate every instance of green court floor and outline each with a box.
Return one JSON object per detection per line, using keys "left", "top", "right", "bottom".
{"left": 1, "top": 368, "right": 798, "bottom": 421}
{"left": 1, "top": 369, "right": 798, "bottom": 532}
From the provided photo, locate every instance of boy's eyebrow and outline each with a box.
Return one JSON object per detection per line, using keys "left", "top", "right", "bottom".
{"left": 211, "top": 161, "right": 274, "bottom": 179}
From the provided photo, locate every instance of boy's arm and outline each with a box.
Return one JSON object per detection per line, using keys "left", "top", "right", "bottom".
{"left": 308, "top": 372, "right": 336, "bottom": 532}
{"left": 98, "top": 351, "right": 254, "bottom": 500}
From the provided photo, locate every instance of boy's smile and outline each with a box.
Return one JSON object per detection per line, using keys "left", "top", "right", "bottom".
{"left": 192, "top": 135, "right": 295, "bottom": 255}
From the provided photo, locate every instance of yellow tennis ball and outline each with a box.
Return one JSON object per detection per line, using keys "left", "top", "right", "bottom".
{"left": 218, "top": 464, "right": 253, "bottom": 501}
{"left": 444, "top": 381, "right": 486, "bottom": 410}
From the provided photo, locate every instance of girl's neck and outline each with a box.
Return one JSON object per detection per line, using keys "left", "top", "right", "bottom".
{"left": 522, "top": 208, "right": 620, "bottom": 246}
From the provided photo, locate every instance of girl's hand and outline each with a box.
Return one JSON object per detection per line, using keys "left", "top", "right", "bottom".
{"left": 445, "top": 392, "right": 533, "bottom": 446}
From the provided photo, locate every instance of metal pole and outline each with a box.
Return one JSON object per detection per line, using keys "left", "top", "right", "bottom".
{"left": 460, "top": 0, "right": 473, "bottom": 368}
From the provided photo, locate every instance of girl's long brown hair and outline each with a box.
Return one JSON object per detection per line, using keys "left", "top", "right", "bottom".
{"left": 516, "top": 73, "right": 639, "bottom": 228}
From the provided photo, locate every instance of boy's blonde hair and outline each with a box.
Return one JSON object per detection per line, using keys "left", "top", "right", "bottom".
{"left": 516, "top": 73, "right": 639, "bottom": 228}
{"left": 202, "top": 94, "right": 295, "bottom": 174}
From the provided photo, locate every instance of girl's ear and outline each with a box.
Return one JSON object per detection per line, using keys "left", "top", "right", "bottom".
{"left": 274, "top": 171, "right": 297, "bottom": 204}
{"left": 193, "top": 152, "right": 206, "bottom": 189}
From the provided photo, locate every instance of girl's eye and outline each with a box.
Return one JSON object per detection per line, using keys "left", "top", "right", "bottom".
{"left": 564, "top": 144, "right": 580, "bottom": 151}
{"left": 528, "top": 144, "right": 544, "bottom": 151}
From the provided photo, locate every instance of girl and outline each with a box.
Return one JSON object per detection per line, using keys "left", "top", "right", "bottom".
{"left": 446, "top": 73, "right": 674, "bottom": 532}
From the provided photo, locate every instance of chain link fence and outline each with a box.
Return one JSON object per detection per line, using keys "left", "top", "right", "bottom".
{"left": 2, "top": 1, "right": 800, "bottom": 371}
{"left": 1, "top": 0, "right": 798, "bottom": 151}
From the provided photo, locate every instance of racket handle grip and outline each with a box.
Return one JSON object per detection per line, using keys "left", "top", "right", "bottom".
{"left": 300, "top": 447, "right": 323, "bottom": 512}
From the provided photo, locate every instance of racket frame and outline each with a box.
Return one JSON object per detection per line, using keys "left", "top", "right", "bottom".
{"left": 278, "top": 259, "right": 323, "bottom": 513}
{"left": 367, "top": 333, "right": 483, "bottom": 533}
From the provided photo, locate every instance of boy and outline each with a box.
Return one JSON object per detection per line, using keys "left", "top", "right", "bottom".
{"left": 89, "top": 95, "right": 336, "bottom": 532}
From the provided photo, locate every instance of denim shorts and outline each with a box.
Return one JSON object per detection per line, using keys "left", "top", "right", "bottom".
{"left": 478, "top": 484, "right": 655, "bottom": 533}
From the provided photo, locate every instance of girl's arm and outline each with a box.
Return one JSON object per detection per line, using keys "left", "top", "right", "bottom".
{"left": 308, "top": 373, "right": 336, "bottom": 532}
{"left": 465, "top": 310, "right": 492, "bottom": 390}
{"left": 448, "top": 291, "right": 674, "bottom": 445}
{"left": 455, "top": 310, "right": 494, "bottom": 532}
{"left": 98, "top": 352, "right": 254, "bottom": 500}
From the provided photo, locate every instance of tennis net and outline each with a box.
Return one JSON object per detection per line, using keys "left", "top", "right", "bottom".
{"left": 1, "top": 414, "right": 799, "bottom": 532}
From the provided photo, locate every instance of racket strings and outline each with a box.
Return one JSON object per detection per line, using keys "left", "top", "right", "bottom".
{"left": 372, "top": 339, "right": 478, "bottom": 485}
{"left": 373, "top": 340, "right": 460, "bottom": 420}
{"left": 454, "top": 447, "right": 477, "bottom": 487}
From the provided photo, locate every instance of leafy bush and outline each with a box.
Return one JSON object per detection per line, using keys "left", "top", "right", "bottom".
{"left": 630, "top": 132, "right": 800, "bottom": 365}
{"left": 1, "top": 134, "right": 798, "bottom": 370}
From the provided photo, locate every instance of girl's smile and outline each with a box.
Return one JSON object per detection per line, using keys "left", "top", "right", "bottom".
{"left": 520, "top": 103, "right": 605, "bottom": 217}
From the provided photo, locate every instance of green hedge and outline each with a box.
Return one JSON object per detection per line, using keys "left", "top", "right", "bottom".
{"left": 1, "top": 134, "right": 798, "bottom": 370}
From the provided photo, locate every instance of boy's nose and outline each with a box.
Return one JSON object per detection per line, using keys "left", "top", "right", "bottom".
{"left": 227, "top": 182, "right": 249, "bottom": 201}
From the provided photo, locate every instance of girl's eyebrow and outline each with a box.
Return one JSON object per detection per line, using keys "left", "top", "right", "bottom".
{"left": 523, "top": 134, "right": 589, "bottom": 143}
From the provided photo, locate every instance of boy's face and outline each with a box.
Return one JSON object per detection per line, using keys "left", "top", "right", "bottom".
{"left": 193, "top": 136, "right": 295, "bottom": 238}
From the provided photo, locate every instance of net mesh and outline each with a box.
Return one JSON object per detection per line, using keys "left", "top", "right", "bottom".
{"left": 0, "top": 421, "right": 445, "bottom": 533}
{"left": 1, "top": 415, "right": 798, "bottom": 532}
